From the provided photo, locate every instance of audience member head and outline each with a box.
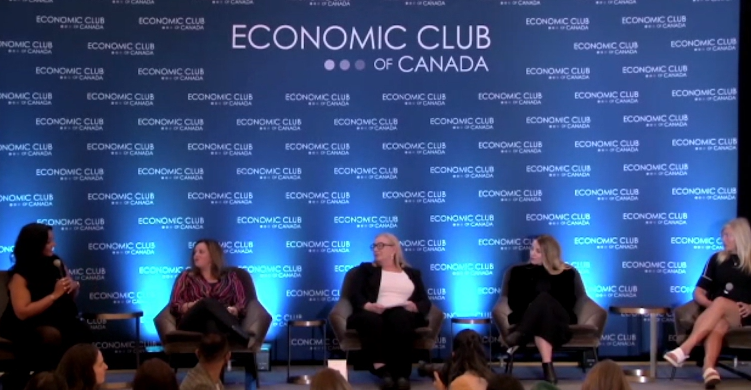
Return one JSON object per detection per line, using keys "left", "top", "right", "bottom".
{"left": 529, "top": 381, "right": 558, "bottom": 390}
{"left": 530, "top": 235, "right": 568, "bottom": 274}
{"left": 56, "top": 344, "right": 108, "bottom": 390}
{"left": 721, "top": 217, "right": 751, "bottom": 273}
{"left": 24, "top": 372, "right": 68, "bottom": 390}
{"left": 440, "top": 329, "right": 493, "bottom": 385}
{"left": 581, "top": 359, "right": 631, "bottom": 390}
{"left": 132, "top": 359, "right": 179, "bottom": 390}
{"left": 309, "top": 368, "right": 351, "bottom": 390}
{"left": 190, "top": 239, "right": 225, "bottom": 278}
{"left": 196, "top": 333, "right": 231, "bottom": 367}
{"left": 487, "top": 374, "right": 525, "bottom": 390}
{"left": 11, "top": 223, "right": 54, "bottom": 268}
{"left": 371, "top": 232, "right": 408, "bottom": 269}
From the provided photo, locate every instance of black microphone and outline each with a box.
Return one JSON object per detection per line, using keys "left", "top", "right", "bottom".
{"left": 52, "top": 259, "right": 66, "bottom": 279}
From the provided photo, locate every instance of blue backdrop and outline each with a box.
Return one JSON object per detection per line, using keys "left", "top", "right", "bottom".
{"left": 0, "top": 0, "right": 740, "bottom": 363}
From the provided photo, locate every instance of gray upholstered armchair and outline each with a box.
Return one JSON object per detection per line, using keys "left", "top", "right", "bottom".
{"left": 670, "top": 300, "right": 751, "bottom": 380}
{"left": 328, "top": 267, "right": 445, "bottom": 359}
{"left": 154, "top": 267, "right": 271, "bottom": 378}
{"left": 492, "top": 264, "right": 607, "bottom": 373}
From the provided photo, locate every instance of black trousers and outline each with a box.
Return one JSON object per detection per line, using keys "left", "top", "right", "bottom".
{"left": 512, "top": 292, "right": 573, "bottom": 347}
{"left": 347, "top": 307, "right": 422, "bottom": 378}
{"left": 4, "top": 318, "right": 92, "bottom": 390}
{"left": 178, "top": 298, "right": 243, "bottom": 340}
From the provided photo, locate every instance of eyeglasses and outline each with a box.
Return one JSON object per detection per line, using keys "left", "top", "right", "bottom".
{"left": 370, "top": 243, "right": 394, "bottom": 250}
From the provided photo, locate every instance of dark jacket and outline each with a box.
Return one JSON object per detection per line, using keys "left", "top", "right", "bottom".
{"left": 349, "top": 262, "right": 432, "bottom": 318}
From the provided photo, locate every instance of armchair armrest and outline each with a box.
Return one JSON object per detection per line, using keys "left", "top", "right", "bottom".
{"left": 154, "top": 305, "right": 177, "bottom": 343}
{"left": 329, "top": 297, "right": 353, "bottom": 344}
{"left": 574, "top": 295, "right": 607, "bottom": 337}
{"left": 242, "top": 298, "right": 272, "bottom": 352}
{"left": 673, "top": 300, "right": 700, "bottom": 340}
{"left": 425, "top": 304, "right": 444, "bottom": 343}
{"left": 491, "top": 297, "right": 512, "bottom": 341}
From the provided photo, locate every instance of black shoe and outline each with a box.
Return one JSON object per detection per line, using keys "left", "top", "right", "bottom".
{"left": 416, "top": 362, "right": 441, "bottom": 378}
{"left": 373, "top": 367, "right": 394, "bottom": 389}
{"left": 542, "top": 362, "right": 557, "bottom": 384}
{"left": 506, "top": 331, "right": 523, "bottom": 347}
{"left": 396, "top": 377, "right": 410, "bottom": 390}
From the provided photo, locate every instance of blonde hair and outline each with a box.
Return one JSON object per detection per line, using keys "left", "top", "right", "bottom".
{"left": 717, "top": 217, "right": 751, "bottom": 274}
{"left": 582, "top": 360, "right": 631, "bottom": 390}
{"left": 534, "top": 235, "right": 570, "bottom": 275}
{"left": 373, "top": 233, "right": 409, "bottom": 268}
{"left": 309, "top": 368, "right": 351, "bottom": 390}
{"left": 190, "top": 239, "right": 226, "bottom": 279}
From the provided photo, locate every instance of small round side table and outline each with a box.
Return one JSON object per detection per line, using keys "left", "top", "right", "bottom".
{"left": 609, "top": 306, "right": 671, "bottom": 383}
{"left": 82, "top": 311, "right": 144, "bottom": 389}
{"left": 450, "top": 318, "right": 493, "bottom": 361}
{"left": 287, "top": 319, "right": 327, "bottom": 385}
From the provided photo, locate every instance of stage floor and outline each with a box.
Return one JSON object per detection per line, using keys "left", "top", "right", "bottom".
{"left": 103, "top": 362, "right": 751, "bottom": 390}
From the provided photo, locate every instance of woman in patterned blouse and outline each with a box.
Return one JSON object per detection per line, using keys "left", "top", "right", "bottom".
{"left": 170, "top": 239, "right": 249, "bottom": 344}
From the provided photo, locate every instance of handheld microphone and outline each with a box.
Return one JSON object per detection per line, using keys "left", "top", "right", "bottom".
{"left": 52, "top": 259, "right": 66, "bottom": 279}
{"left": 724, "top": 283, "right": 733, "bottom": 296}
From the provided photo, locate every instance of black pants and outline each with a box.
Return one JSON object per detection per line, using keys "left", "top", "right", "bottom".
{"left": 178, "top": 298, "right": 243, "bottom": 340}
{"left": 4, "top": 319, "right": 92, "bottom": 390}
{"left": 512, "top": 292, "right": 573, "bottom": 347}
{"left": 347, "top": 307, "right": 422, "bottom": 378}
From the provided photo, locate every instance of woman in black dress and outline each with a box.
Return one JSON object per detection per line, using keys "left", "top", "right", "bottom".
{"left": 505, "top": 234, "right": 577, "bottom": 384}
{"left": 0, "top": 223, "right": 91, "bottom": 389}
{"left": 664, "top": 217, "right": 751, "bottom": 389}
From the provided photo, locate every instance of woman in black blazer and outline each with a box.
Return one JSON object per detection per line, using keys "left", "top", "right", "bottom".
{"left": 347, "top": 233, "right": 431, "bottom": 390}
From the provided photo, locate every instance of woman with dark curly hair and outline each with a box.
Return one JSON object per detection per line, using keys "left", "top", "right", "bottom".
{"left": 433, "top": 329, "right": 495, "bottom": 390}
{"left": 55, "top": 344, "right": 108, "bottom": 390}
{"left": 0, "top": 223, "right": 92, "bottom": 389}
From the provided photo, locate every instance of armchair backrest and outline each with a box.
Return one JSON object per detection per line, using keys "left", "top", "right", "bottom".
{"left": 500, "top": 264, "right": 588, "bottom": 301}
{"left": 0, "top": 271, "right": 9, "bottom": 322}
{"left": 339, "top": 267, "right": 360, "bottom": 302}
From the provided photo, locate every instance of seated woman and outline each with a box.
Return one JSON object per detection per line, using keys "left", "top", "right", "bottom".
{"left": 347, "top": 233, "right": 432, "bottom": 390}
{"left": 664, "top": 217, "right": 751, "bottom": 389}
{"left": 56, "top": 344, "right": 108, "bottom": 390}
{"left": 171, "top": 239, "right": 249, "bottom": 344}
{"left": 432, "top": 329, "right": 495, "bottom": 390}
{"left": 0, "top": 223, "right": 92, "bottom": 390}
{"left": 505, "top": 234, "right": 578, "bottom": 384}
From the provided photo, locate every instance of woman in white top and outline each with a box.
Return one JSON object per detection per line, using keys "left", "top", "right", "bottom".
{"left": 346, "top": 233, "right": 432, "bottom": 390}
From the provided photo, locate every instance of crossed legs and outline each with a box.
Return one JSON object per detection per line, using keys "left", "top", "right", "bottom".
{"left": 665, "top": 298, "right": 740, "bottom": 387}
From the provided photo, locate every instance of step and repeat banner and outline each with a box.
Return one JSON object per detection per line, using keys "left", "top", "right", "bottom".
{"left": 0, "top": 0, "right": 740, "bottom": 363}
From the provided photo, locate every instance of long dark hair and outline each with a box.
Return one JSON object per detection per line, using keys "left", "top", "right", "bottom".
{"left": 24, "top": 371, "right": 68, "bottom": 390}
{"left": 439, "top": 329, "right": 494, "bottom": 385}
{"left": 11, "top": 223, "right": 52, "bottom": 269}
{"left": 189, "top": 239, "right": 226, "bottom": 279}
{"left": 56, "top": 344, "right": 100, "bottom": 390}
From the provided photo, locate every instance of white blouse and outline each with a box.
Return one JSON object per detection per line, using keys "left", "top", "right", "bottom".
{"left": 376, "top": 270, "right": 415, "bottom": 308}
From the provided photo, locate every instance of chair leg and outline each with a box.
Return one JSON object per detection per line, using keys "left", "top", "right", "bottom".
{"left": 592, "top": 347, "right": 599, "bottom": 363}
{"left": 506, "top": 352, "right": 515, "bottom": 374}
{"left": 580, "top": 351, "right": 587, "bottom": 373}
{"left": 669, "top": 366, "right": 677, "bottom": 381}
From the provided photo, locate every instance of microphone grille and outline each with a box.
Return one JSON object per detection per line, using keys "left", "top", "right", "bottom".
{"left": 725, "top": 283, "right": 734, "bottom": 291}
{"left": 52, "top": 259, "right": 62, "bottom": 268}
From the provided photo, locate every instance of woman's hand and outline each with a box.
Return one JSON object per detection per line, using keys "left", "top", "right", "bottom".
{"left": 404, "top": 301, "right": 418, "bottom": 313}
{"left": 181, "top": 301, "right": 198, "bottom": 313}
{"left": 52, "top": 278, "right": 68, "bottom": 299}
{"left": 64, "top": 277, "right": 79, "bottom": 295}
{"left": 227, "top": 306, "right": 239, "bottom": 316}
{"left": 432, "top": 372, "right": 446, "bottom": 390}
{"left": 364, "top": 302, "right": 385, "bottom": 314}
{"left": 738, "top": 302, "right": 750, "bottom": 318}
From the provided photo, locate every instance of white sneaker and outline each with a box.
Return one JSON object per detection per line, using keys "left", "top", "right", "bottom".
{"left": 663, "top": 347, "right": 687, "bottom": 367}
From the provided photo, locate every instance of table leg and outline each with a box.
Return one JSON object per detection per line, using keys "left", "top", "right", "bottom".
{"left": 135, "top": 317, "right": 141, "bottom": 367}
{"left": 650, "top": 313, "right": 657, "bottom": 378}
